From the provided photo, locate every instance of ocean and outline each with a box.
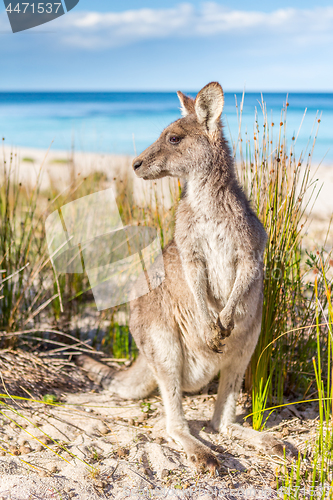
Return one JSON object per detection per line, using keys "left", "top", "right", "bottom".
{"left": 0, "top": 92, "right": 332, "bottom": 164}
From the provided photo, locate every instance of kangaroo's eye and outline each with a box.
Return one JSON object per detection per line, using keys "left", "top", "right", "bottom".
{"left": 169, "top": 136, "right": 181, "bottom": 144}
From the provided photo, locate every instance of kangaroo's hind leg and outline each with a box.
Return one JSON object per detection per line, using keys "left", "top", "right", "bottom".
{"left": 139, "top": 326, "right": 219, "bottom": 472}
{"left": 211, "top": 324, "right": 284, "bottom": 456}
{"left": 76, "top": 353, "right": 157, "bottom": 399}
{"left": 157, "top": 371, "right": 219, "bottom": 471}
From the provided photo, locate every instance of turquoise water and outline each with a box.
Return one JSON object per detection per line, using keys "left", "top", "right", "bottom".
{"left": 0, "top": 92, "right": 332, "bottom": 163}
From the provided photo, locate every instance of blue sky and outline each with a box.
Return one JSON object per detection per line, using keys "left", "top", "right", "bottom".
{"left": 1, "top": 1, "right": 333, "bottom": 91}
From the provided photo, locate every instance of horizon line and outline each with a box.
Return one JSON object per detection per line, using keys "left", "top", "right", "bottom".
{"left": 0, "top": 89, "right": 333, "bottom": 94}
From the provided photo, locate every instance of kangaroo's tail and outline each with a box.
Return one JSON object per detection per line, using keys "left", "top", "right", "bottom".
{"left": 76, "top": 353, "right": 157, "bottom": 399}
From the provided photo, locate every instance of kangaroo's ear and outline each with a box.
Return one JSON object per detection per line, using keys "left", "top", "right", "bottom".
{"left": 195, "top": 82, "right": 224, "bottom": 134}
{"left": 177, "top": 91, "right": 195, "bottom": 117}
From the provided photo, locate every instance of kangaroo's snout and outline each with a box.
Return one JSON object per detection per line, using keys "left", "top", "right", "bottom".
{"left": 133, "top": 159, "right": 143, "bottom": 171}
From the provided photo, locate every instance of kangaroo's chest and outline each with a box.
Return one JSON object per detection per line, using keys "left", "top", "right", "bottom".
{"left": 175, "top": 198, "right": 239, "bottom": 303}
{"left": 198, "top": 220, "right": 237, "bottom": 299}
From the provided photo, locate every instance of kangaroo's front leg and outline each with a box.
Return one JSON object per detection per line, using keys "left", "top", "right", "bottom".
{"left": 209, "top": 258, "right": 261, "bottom": 353}
{"left": 180, "top": 258, "right": 228, "bottom": 351}
{"left": 219, "top": 258, "right": 260, "bottom": 328}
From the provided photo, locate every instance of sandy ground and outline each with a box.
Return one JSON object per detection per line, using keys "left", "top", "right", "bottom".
{"left": 0, "top": 353, "right": 321, "bottom": 500}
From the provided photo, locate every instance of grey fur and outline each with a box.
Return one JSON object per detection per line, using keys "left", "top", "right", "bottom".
{"left": 77, "top": 82, "right": 284, "bottom": 471}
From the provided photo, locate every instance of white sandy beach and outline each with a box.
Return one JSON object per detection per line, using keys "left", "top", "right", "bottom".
{"left": 2, "top": 145, "right": 134, "bottom": 192}
{"left": 0, "top": 350, "right": 318, "bottom": 500}
{"left": 2, "top": 144, "right": 333, "bottom": 239}
{"left": 1, "top": 145, "right": 180, "bottom": 212}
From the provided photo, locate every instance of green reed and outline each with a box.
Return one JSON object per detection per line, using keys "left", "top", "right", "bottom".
{"left": 235, "top": 94, "right": 324, "bottom": 409}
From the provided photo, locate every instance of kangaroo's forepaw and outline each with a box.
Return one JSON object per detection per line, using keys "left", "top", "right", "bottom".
{"left": 206, "top": 318, "right": 232, "bottom": 353}
{"left": 188, "top": 447, "right": 219, "bottom": 474}
{"left": 206, "top": 331, "right": 225, "bottom": 353}
{"left": 217, "top": 312, "right": 234, "bottom": 337}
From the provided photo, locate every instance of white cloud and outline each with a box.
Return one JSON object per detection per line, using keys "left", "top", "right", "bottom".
{"left": 61, "top": 4, "right": 194, "bottom": 48}
{"left": 58, "top": 3, "right": 333, "bottom": 50}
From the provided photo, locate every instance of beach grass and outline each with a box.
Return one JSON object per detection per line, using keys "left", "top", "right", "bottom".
{"left": 235, "top": 94, "right": 325, "bottom": 408}
{"left": 234, "top": 94, "right": 333, "bottom": 495}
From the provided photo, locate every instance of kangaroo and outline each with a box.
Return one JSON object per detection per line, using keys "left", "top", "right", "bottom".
{"left": 77, "top": 82, "right": 284, "bottom": 471}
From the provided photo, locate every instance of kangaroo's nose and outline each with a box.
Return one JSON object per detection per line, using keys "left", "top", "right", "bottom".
{"left": 133, "top": 159, "right": 143, "bottom": 171}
